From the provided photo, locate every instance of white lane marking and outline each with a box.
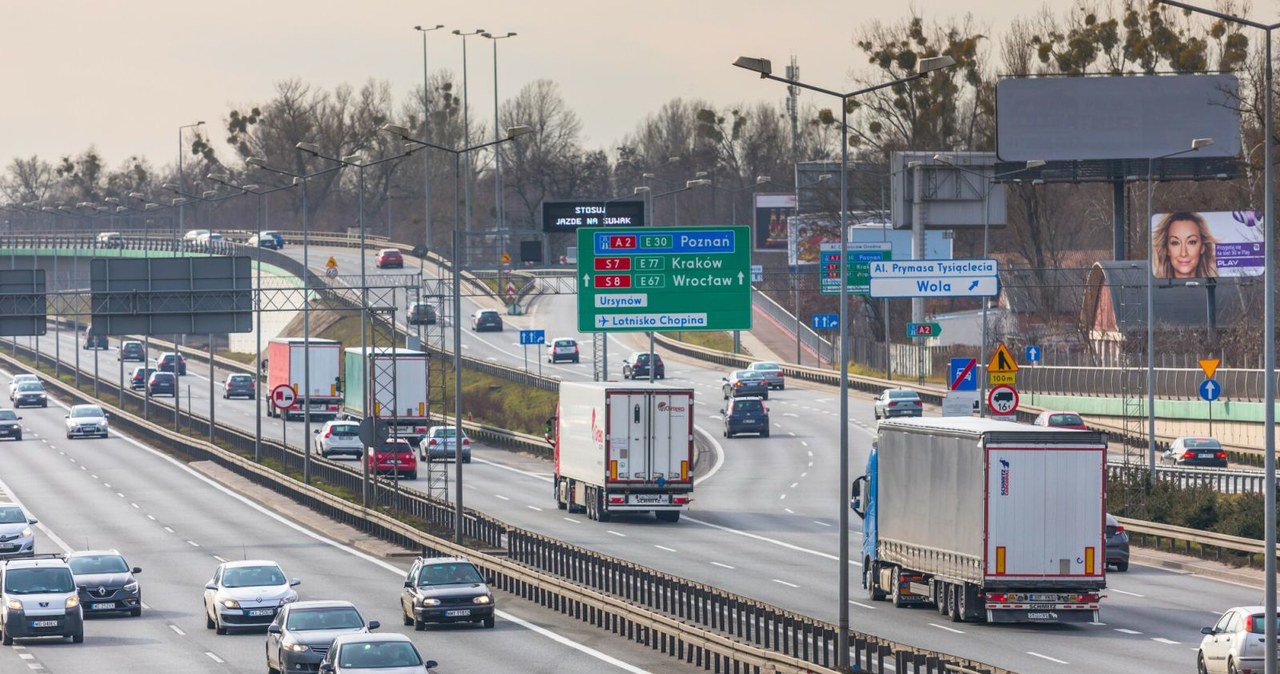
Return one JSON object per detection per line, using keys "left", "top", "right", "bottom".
{"left": 102, "top": 483, "right": 111, "bottom": 488}
{"left": 783, "top": 413, "right": 798, "bottom": 417}
{"left": 813, "top": 521, "right": 831, "bottom": 527}
{"left": 1089, "top": 621, "right": 1107, "bottom": 626}
{"left": 187, "top": 540, "right": 200, "bottom": 547}
{"left": 789, "top": 482, "right": 798, "bottom": 489}
{"left": 146, "top": 515, "right": 156, "bottom": 521}
{"left": 0, "top": 474, "right": 73, "bottom": 554}
{"left": 1110, "top": 588, "right": 1144, "bottom": 597}
{"left": 685, "top": 515, "right": 862, "bottom": 566}
{"left": 130, "top": 503, "right": 139, "bottom": 509}
{"left": 500, "top": 611, "right": 654, "bottom": 674}
{"left": 711, "top": 562, "right": 735, "bottom": 569}
{"left": 563, "top": 518, "right": 581, "bottom": 524}
{"left": 17, "top": 653, "right": 33, "bottom": 660}
{"left": 1153, "top": 637, "right": 1180, "bottom": 645}
{"left": 801, "top": 441, "right": 808, "bottom": 447}
{"left": 779, "top": 493, "right": 786, "bottom": 500}
{"left": 806, "top": 451, "right": 813, "bottom": 457}
{"left": 800, "top": 472, "right": 808, "bottom": 478}
{"left": 772, "top": 579, "right": 799, "bottom": 588}
{"left": 607, "top": 530, "right": 626, "bottom": 537}
{"left": 929, "top": 623, "right": 964, "bottom": 634}
{"left": 169, "top": 624, "right": 186, "bottom": 636}
{"left": 527, "top": 505, "right": 543, "bottom": 512}
{"left": 654, "top": 545, "right": 677, "bottom": 553}
{"left": 205, "top": 652, "right": 224, "bottom": 664}
{"left": 163, "top": 526, "right": 175, "bottom": 533}
{"left": 1115, "top": 628, "right": 1143, "bottom": 635}
{"left": 494, "top": 494, "right": 510, "bottom": 501}
{"left": 1026, "top": 652, "right": 1069, "bottom": 665}
{"left": 849, "top": 601, "right": 877, "bottom": 610}
{"left": 784, "top": 508, "right": 794, "bottom": 514}
{"left": 213, "top": 555, "right": 227, "bottom": 563}
{"left": 116, "top": 492, "right": 125, "bottom": 498}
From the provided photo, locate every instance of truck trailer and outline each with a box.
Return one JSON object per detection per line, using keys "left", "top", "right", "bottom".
{"left": 265, "top": 338, "right": 343, "bottom": 421}
{"left": 343, "top": 347, "right": 431, "bottom": 444}
{"left": 851, "top": 416, "right": 1108, "bottom": 624}
{"left": 553, "top": 381, "right": 694, "bottom": 522}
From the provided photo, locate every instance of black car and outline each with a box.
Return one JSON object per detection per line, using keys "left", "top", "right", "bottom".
{"left": 147, "top": 371, "right": 176, "bottom": 397}
{"left": 67, "top": 550, "right": 142, "bottom": 617}
{"left": 471, "top": 309, "right": 503, "bottom": 332}
{"left": 1162, "top": 436, "right": 1229, "bottom": 468}
{"left": 157, "top": 352, "right": 187, "bottom": 375}
{"left": 722, "top": 370, "right": 768, "bottom": 400}
{"left": 222, "top": 374, "right": 255, "bottom": 399}
{"left": 11, "top": 382, "right": 47, "bottom": 408}
{"left": 622, "top": 352, "right": 665, "bottom": 380}
{"left": 1105, "top": 513, "right": 1130, "bottom": 572}
{"left": 408, "top": 303, "right": 437, "bottom": 326}
{"left": 83, "top": 326, "right": 108, "bottom": 350}
{"left": 0, "top": 409, "right": 21, "bottom": 441}
{"left": 722, "top": 396, "right": 768, "bottom": 438}
{"left": 129, "top": 367, "right": 156, "bottom": 391}
{"left": 399, "top": 557, "right": 494, "bottom": 630}
{"left": 117, "top": 341, "right": 145, "bottom": 362}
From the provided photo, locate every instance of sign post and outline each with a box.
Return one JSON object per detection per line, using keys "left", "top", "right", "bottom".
{"left": 519, "top": 329, "right": 546, "bottom": 373}
{"left": 1198, "top": 359, "right": 1222, "bottom": 436}
{"left": 577, "top": 226, "right": 752, "bottom": 332}
{"left": 272, "top": 384, "right": 295, "bottom": 451}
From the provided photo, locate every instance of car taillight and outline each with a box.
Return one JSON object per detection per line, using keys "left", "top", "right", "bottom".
{"left": 428, "top": 439, "right": 438, "bottom": 446}
{"left": 1183, "top": 451, "right": 1195, "bottom": 459}
{"left": 573, "top": 346, "right": 579, "bottom": 352}
{"left": 1217, "top": 451, "right": 1228, "bottom": 459}
{"left": 734, "top": 382, "right": 743, "bottom": 387}
{"left": 462, "top": 438, "right": 470, "bottom": 446}
{"left": 1247, "top": 614, "right": 1256, "bottom": 633}
{"left": 672, "top": 497, "right": 689, "bottom": 504}
{"left": 987, "top": 593, "right": 1007, "bottom": 602}
{"left": 888, "top": 401, "right": 897, "bottom": 407}
{"left": 324, "top": 430, "right": 332, "bottom": 438}
{"left": 1113, "top": 524, "right": 1125, "bottom": 534}
{"left": 608, "top": 496, "right": 625, "bottom": 504}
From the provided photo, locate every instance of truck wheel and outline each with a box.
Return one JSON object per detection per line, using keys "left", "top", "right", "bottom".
{"left": 934, "top": 583, "right": 948, "bottom": 615}
{"left": 595, "top": 490, "right": 612, "bottom": 522}
{"left": 655, "top": 511, "right": 680, "bottom": 523}
{"left": 865, "top": 563, "right": 885, "bottom": 601}
{"left": 949, "top": 584, "right": 965, "bottom": 622}
{"left": 890, "top": 567, "right": 907, "bottom": 608}
{"left": 554, "top": 480, "right": 567, "bottom": 510}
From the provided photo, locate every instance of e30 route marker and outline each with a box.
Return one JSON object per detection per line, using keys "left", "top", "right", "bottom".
{"left": 271, "top": 384, "right": 296, "bottom": 411}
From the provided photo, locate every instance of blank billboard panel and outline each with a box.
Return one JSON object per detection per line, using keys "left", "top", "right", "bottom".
{"left": 90, "top": 256, "right": 253, "bottom": 335}
{"left": 996, "top": 74, "right": 1240, "bottom": 162}
{"left": 0, "top": 270, "right": 46, "bottom": 337}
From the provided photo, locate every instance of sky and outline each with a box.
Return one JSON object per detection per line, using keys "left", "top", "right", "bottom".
{"left": 2, "top": 0, "right": 1025, "bottom": 174}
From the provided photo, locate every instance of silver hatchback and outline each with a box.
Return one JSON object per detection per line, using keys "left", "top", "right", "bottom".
{"left": 314, "top": 421, "right": 364, "bottom": 459}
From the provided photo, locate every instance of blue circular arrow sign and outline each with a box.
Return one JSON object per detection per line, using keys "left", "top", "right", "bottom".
{"left": 1199, "top": 378, "right": 1221, "bottom": 402}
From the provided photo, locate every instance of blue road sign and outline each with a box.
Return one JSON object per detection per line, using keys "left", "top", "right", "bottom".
{"left": 949, "top": 357, "right": 978, "bottom": 392}
{"left": 812, "top": 313, "right": 839, "bottom": 330}
{"left": 1025, "top": 345, "right": 1041, "bottom": 363}
{"left": 519, "top": 329, "right": 546, "bottom": 346}
{"left": 1199, "top": 378, "right": 1221, "bottom": 402}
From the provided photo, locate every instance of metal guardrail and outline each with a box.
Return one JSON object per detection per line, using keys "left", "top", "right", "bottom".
{"left": 5, "top": 331, "right": 1008, "bottom": 674}
{"left": 1116, "top": 515, "right": 1271, "bottom": 565}
{"left": 1107, "top": 461, "right": 1273, "bottom": 494}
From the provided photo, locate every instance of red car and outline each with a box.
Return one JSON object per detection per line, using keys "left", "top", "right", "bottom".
{"left": 1032, "top": 410, "right": 1088, "bottom": 431}
{"left": 368, "top": 438, "right": 417, "bottom": 479}
{"left": 375, "top": 248, "right": 404, "bottom": 269}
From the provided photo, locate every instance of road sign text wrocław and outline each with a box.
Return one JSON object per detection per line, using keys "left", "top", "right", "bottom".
{"left": 577, "top": 226, "right": 752, "bottom": 332}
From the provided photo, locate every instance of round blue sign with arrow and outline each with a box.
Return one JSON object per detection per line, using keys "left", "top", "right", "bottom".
{"left": 1199, "top": 379, "right": 1221, "bottom": 402}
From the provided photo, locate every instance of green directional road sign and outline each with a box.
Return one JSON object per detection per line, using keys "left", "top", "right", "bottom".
{"left": 907, "top": 322, "right": 943, "bottom": 338}
{"left": 577, "top": 226, "right": 753, "bottom": 332}
{"left": 820, "top": 242, "right": 892, "bottom": 295}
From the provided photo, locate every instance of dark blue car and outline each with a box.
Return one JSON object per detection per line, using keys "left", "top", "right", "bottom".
{"left": 722, "top": 397, "right": 769, "bottom": 438}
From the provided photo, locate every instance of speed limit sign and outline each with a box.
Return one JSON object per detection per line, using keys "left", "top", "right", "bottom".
{"left": 271, "top": 384, "right": 297, "bottom": 411}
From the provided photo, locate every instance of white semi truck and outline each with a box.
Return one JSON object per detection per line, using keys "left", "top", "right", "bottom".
{"left": 553, "top": 381, "right": 694, "bottom": 522}
{"left": 852, "top": 417, "right": 1109, "bottom": 624}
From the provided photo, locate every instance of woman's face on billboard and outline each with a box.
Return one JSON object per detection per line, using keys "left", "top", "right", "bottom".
{"left": 1166, "top": 218, "right": 1204, "bottom": 278}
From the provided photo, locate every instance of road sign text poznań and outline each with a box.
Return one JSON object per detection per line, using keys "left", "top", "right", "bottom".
{"left": 577, "top": 226, "right": 752, "bottom": 332}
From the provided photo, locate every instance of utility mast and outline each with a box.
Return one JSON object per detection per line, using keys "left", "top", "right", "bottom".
{"left": 785, "top": 55, "right": 800, "bottom": 156}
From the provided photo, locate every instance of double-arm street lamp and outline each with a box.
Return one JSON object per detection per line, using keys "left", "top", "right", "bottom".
{"left": 381, "top": 122, "right": 532, "bottom": 544}
{"left": 1153, "top": 5, "right": 1277, "bottom": 667}
{"left": 734, "top": 52, "right": 955, "bottom": 671}
{"left": 414, "top": 24, "right": 446, "bottom": 260}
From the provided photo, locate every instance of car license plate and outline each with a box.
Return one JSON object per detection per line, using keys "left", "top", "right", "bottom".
{"left": 1199, "top": 453, "right": 1214, "bottom": 458}
{"left": 444, "top": 609, "right": 471, "bottom": 617}
{"left": 1026, "top": 594, "right": 1057, "bottom": 601}
{"left": 0, "top": 545, "right": 16, "bottom": 552}
{"left": 635, "top": 495, "right": 664, "bottom": 503}
{"left": 91, "top": 602, "right": 116, "bottom": 610}
{"left": 31, "top": 620, "right": 57, "bottom": 628}
{"left": 388, "top": 460, "right": 400, "bottom": 465}
{"left": 247, "top": 609, "right": 274, "bottom": 617}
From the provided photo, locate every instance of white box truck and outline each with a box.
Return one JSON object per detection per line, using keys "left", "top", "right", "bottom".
{"left": 343, "top": 347, "right": 431, "bottom": 444}
{"left": 851, "top": 417, "right": 1108, "bottom": 624}
{"left": 553, "top": 381, "right": 694, "bottom": 523}
{"left": 265, "top": 338, "right": 343, "bottom": 421}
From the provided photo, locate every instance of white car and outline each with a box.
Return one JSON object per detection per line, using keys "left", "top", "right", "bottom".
{"left": 203, "top": 560, "right": 300, "bottom": 635}
{"left": 196, "top": 232, "right": 223, "bottom": 244}
{"left": 183, "top": 229, "right": 210, "bottom": 242}
{"left": 319, "top": 633, "right": 437, "bottom": 673}
{"left": 313, "top": 421, "right": 364, "bottom": 459}
{"left": 1198, "top": 605, "right": 1275, "bottom": 674}
{"left": 7, "top": 374, "right": 38, "bottom": 398}
{"left": 546, "top": 338, "right": 580, "bottom": 364}
{"left": 65, "top": 404, "right": 109, "bottom": 439}
{"left": 419, "top": 425, "right": 470, "bottom": 463}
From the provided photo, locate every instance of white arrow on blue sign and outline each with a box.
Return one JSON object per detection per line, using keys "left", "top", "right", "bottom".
{"left": 1025, "top": 345, "right": 1041, "bottom": 363}
{"left": 1199, "top": 378, "right": 1221, "bottom": 402}
{"left": 811, "top": 313, "right": 839, "bottom": 330}
{"left": 519, "top": 329, "right": 546, "bottom": 346}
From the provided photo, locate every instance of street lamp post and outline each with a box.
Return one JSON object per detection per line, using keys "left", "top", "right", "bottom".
{"left": 453, "top": 28, "right": 485, "bottom": 245}
{"left": 381, "top": 123, "right": 532, "bottom": 544}
{"left": 734, "top": 53, "right": 955, "bottom": 672}
{"left": 483, "top": 31, "right": 517, "bottom": 262}
{"left": 1144, "top": 139, "right": 1215, "bottom": 483}
{"left": 414, "top": 24, "right": 445, "bottom": 263}
{"left": 177, "top": 121, "right": 205, "bottom": 258}
{"left": 728, "top": 175, "right": 770, "bottom": 354}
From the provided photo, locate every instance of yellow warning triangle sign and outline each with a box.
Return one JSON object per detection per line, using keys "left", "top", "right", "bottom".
{"left": 988, "top": 343, "right": 1019, "bottom": 374}
{"left": 1199, "top": 358, "right": 1220, "bottom": 379}
{"left": 326, "top": 256, "right": 337, "bottom": 268}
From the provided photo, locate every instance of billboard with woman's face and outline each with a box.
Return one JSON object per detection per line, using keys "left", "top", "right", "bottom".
{"left": 1151, "top": 211, "right": 1264, "bottom": 279}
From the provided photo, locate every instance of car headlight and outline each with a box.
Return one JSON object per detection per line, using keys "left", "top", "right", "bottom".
{"left": 65, "top": 596, "right": 79, "bottom": 609}
{"left": 19, "top": 528, "right": 31, "bottom": 538}
{"left": 474, "top": 595, "right": 492, "bottom": 605}
{"left": 5, "top": 599, "right": 21, "bottom": 610}
{"left": 123, "top": 582, "right": 139, "bottom": 593}
{"left": 221, "top": 598, "right": 241, "bottom": 609}
{"left": 281, "top": 639, "right": 310, "bottom": 653}
{"left": 419, "top": 597, "right": 441, "bottom": 606}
